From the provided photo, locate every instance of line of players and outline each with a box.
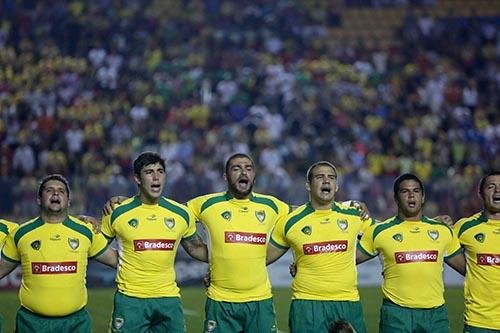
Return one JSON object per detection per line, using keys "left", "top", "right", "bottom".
{"left": 0, "top": 151, "right": 498, "bottom": 332}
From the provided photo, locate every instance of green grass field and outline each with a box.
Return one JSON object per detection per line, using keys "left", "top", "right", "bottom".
{"left": 0, "top": 287, "right": 464, "bottom": 332}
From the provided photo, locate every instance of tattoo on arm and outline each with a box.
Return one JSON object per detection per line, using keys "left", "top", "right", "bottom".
{"left": 181, "top": 235, "right": 205, "bottom": 252}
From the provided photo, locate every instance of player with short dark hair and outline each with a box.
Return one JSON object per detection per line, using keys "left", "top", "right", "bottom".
{"left": 0, "top": 174, "right": 117, "bottom": 333}
{"left": 357, "top": 173, "right": 466, "bottom": 333}
{"left": 101, "top": 151, "right": 208, "bottom": 333}
{"left": 267, "top": 161, "right": 374, "bottom": 333}
{"left": 453, "top": 170, "right": 500, "bottom": 332}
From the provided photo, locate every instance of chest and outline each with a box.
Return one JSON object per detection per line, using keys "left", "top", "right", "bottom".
{"left": 377, "top": 226, "right": 449, "bottom": 255}
{"left": 115, "top": 210, "right": 186, "bottom": 241}
{"left": 462, "top": 226, "right": 500, "bottom": 254}
{"left": 202, "top": 204, "right": 275, "bottom": 233}
{"left": 19, "top": 228, "right": 89, "bottom": 258}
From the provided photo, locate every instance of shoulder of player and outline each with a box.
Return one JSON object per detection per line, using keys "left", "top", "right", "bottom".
{"left": 0, "top": 219, "right": 18, "bottom": 234}
{"left": 9, "top": 217, "right": 45, "bottom": 244}
{"left": 189, "top": 192, "right": 227, "bottom": 205}
{"left": 332, "top": 201, "right": 362, "bottom": 218}
{"left": 369, "top": 216, "right": 402, "bottom": 239}
{"left": 64, "top": 216, "right": 95, "bottom": 241}
{"left": 277, "top": 203, "right": 313, "bottom": 233}
{"left": 453, "top": 211, "right": 486, "bottom": 237}
{"left": 250, "top": 193, "right": 289, "bottom": 213}
{"left": 109, "top": 196, "right": 144, "bottom": 221}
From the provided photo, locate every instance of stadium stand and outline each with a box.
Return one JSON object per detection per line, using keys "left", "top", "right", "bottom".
{"left": 0, "top": 0, "right": 499, "bottom": 223}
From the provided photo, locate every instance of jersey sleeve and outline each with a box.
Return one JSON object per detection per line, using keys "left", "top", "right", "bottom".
{"left": 269, "top": 214, "right": 290, "bottom": 250}
{"left": 186, "top": 196, "right": 203, "bottom": 221}
{"left": 182, "top": 205, "right": 197, "bottom": 240}
{"left": 100, "top": 212, "right": 115, "bottom": 239}
{"left": 360, "top": 216, "right": 376, "bottom": 234}
{"left": 1, "top": 231, "right": 20, "bottom": 263}
{"left": 88, "top": 231, "right": 110, "bottom": 259}
{"left": 444, "top": 227, "right": 463, "bottom": 258}
{"left": 0, "top": 220, "right": 17, "bottom": 247}
{"left": 357, "top": 224, "right": 378, "bottom": 257}
{"left": 275, "top": 198, "right": 292, "bottom": 220}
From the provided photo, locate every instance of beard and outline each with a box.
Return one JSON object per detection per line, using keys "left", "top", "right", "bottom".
{"left": 228, "top": 179, "right": 254, "bottom": 198}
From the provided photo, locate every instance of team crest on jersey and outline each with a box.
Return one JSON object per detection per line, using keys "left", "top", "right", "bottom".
{"left": 164, "top": 218, "right": 175, "bottom": 230}
{"left": 221, "top": 211, "right": 232, "bottom": 221}
{"left": 474, "top": 233, "right": 485, "bottom": 243}
{"left": 128, "top": 218, "right": 138, "bottom": 228}
{"left": 337, "top": 219, "right": 348, "bottom": 231}
{"left": 114, "top": 317, "right": 124, "bottom": 329}
{"left": 206, "top": 320, "right": 217, "bottom": 332}
{"left": 255, "top": 210, "right": 265, "bottom": 223}
{"left": 427, "top": 230, "right": 439, "bottom": 241}
{"left": 410, "top": 227, "right": 421, "bottom": 233}
{"left": 392, "top": 233, "right": 403, "bottom": 242}
{"left": 68, "top": 238, "right": 79, "bottom": 250}
{"left": 31, "top": 240, "right": 41, "bottom": 250}
{"left": 301, "top": 225, "right": 312, "bottom": 235}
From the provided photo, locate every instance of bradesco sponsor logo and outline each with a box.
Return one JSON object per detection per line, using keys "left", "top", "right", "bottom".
{"left": 395, "top": 250, "right": 438, "bottom": 263}
{"left": 225, "top": 232, "right": 266, "bottom": 245}
{"left": 134, "top": 239, "right": 175, "bottom": 251}
{"left": 31, "top": 261, "right": 77, "bottom": 274}
{"left": 302, "top": 240, "right": 348, "bottom": 255}
{"left": 477, "top": 253, "right": 500, "bottom": 266}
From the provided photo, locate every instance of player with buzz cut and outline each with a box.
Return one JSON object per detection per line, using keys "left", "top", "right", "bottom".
{"left": 186, "top": 153, "right": 291, "bottom": 333}
{"left": 0, "top": 174, "right": 117, "bottom": 333}
{"left": 267, "top": 161, "right": 375, "bottom": 333}
{"left": 100, "top": 151, "right": 208, "bottom": 333}
{"left": 453, "top": 170, "right": 500, "bottom": 332}
{"left": 357, "top": 173, "right": 466, "bottom": 333}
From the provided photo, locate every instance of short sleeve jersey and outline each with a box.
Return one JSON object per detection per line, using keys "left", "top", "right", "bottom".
{"left": 101, "top": 196, "right": 197, "bottom": 298}
{"left": 0, "top": 219, "right": 18, "bottom": 246}
{"left": 187, "top": 192, "right": 290, "bottom": 302}
{"left": 454, "top": 212, "right": 500, "bottom": 330}
{"left": 270, "top": 202, "right": 374, "bottom": 301}
{"left": 1, "top": 216, "right": 108, "bottom": 316}
{"left": 359, "top": 216, "right": 462, "bottom": 308}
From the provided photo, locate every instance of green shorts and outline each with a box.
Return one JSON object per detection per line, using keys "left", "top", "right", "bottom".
{"left": 16, "top": 306, "right": 91, "bottom": 333}
{"left": 289, "top": 299, "right": 366, "bottom": 333}
{"left": 380, "top": 299, "right": 449, "bottom": 333}
{"left": 110, "top": 291, "right": 185, "bottom": 333}
{"left": 204, "top": 297, "right": 277, "bottom": 333}
{"left": 464, "top": 324, "right": 500, "bottom": 333}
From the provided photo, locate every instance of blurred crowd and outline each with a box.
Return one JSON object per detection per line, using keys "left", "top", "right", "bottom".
{"left": 0, "top": 0, "right": 498, "bottom": 221}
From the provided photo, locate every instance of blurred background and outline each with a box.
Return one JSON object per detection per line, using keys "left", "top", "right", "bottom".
{"left": 0, "top": 0, "right": 499, "bottom": 291}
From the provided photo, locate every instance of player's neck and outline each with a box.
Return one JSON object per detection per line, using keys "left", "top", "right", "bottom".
{"left": 397, "top": 211, "right": 422, "bottom": 221}
{"left": 138, "top": 193, "right": 160, "bottom": 205}
{"left": 310, "top": 199, "right": 334, "bottom": 210}
{"left": 41, "top": 211, "right": 67, "bottom": 224}
{"left": 484, "top": 209, "right": 500, "bottom": 221}
{"left": 228, "top": 190, "right": 251, "bottom": 200}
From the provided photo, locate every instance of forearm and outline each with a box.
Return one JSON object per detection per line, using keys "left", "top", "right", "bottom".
{"left": 95, "top": 248, "right": 118, "bottom": 269}
{"left": 0, "top": 259, "right": 18, "bottom": 279}
{"left": 181, "top": 235, "right": 208, "bottom": 263}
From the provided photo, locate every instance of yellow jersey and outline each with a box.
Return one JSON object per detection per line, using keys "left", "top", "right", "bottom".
{"left": 359, "top": 216, "right": 462, "bottom": 308}
{"left": 0, "top": 219, "right": 18, "bottom": 246}
{"left": 187, "top": 191, "right": 290, "bottom": 302}
{"left": 270, "top": 202, "right": 374, "bottom": 301}
{"left": 2, "top": 216, "right": 108, "bottom": 316}
{"left": 454, "top": 211, "right": 500, "bottom": 330}
{"left": 101, "top": 196, "right": 197, "bottom": 298}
